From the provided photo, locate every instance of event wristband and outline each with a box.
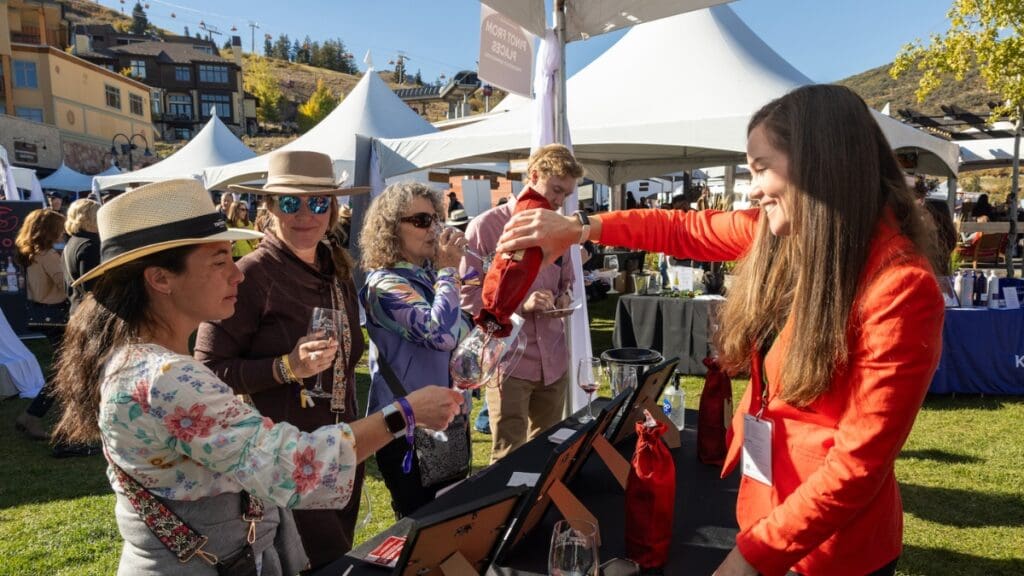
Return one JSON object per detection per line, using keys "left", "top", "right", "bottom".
{"left": 396, "top": 397, "right": 416, "bottom": 475}
{"left": 278, "top": 352, "right": 299, "bottom": 383}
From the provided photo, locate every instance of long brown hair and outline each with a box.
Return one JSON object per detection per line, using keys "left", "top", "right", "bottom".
{"left": 716, "top": 85, "right": 937, "bottom": 406}
{"left": 14, "top": 209, "right": 65, "bottom": 267}
{"left": 52, "top": 246, "right": 196, "bottom": 444}
{"left": 226, "top": 201, "right": 251, "bottom": 227}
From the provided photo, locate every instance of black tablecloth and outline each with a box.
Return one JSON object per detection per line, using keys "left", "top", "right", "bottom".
{"left": 613, "top": 295, "right": 723, "bottom": 376}
{"left": 316, "top": 405, "right": 739, "bottom": 576}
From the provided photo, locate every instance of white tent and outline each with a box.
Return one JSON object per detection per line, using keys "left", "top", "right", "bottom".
{"left": 376, "top": 5, "right": 960, "bottom": 183}
{"left": 39, "top": 163, "right": 121, "bottom": 193}
{"left": 203, "top": 71, "right": 437, "bottom": 190}
{"left": 94, "top": 114, "right": 255, "bottom": 191}
{"left": 959, "top": 137, "right": 1020, "bottom": 168}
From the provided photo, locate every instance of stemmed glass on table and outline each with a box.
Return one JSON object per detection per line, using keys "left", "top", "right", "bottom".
{"left": 577, "top": 357, "right": 601, "bottom": 424}
{"left": 548, "top": 519, "right": 599, "bottom": 576}
{"left": 307, "top": 307, "right": 340, "bottom": 398}
{"left": 604, "top": 255, "right": 620, "bottom": 294}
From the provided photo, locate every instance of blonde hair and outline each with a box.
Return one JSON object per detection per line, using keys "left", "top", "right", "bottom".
{"left": 65, "top": 199, "right": 100, "bottom": 235}
{"left": 360, "top": 182, "right": 443, "bottom": 271}
{"left": 526, "top": 144, "right": 583, "bottom": 181}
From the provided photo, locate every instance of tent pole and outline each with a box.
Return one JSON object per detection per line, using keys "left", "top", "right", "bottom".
{"left": 553, "top": 0, "right": 567, "bottom": 145}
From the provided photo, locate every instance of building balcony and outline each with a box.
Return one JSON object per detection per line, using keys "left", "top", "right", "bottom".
{"left": 11, "top": 27, "right": 64, "bottom": 47}
{"left": 156, "top": 113, "right": 195, "bottom": 124}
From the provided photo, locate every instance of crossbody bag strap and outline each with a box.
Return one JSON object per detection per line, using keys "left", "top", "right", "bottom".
{"left": 375, "top": 349, "right": 410, "bottom": 400}
{"left": 108, "top": 461, "right": 219, "bottom": 566}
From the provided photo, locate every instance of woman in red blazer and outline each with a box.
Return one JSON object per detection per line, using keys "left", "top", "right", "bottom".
{"left": 496, "top": 85, "right": 944, "bottom": 576}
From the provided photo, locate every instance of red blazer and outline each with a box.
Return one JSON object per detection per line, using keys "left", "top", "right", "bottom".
{"left": 600, "top": 208, "right": 944, "bottom": 576}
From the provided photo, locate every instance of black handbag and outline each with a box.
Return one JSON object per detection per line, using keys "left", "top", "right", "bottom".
{"left": 25, "top": 300, "right": 69, "bottom": 327}
{"left": 376, "top": 354, "right": 471, "bottom": 488}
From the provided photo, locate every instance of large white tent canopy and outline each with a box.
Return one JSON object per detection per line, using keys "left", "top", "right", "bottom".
{"left": 39, "top": 163, "right": 120, "bottom": 193}
{"left": 203, "top": 71, "right": 437, "bottom": 190}
{"left": 94, "top": 114, "right": 255, "bottom": 191}
{"left": 959, "top": 137, "right": 1021, "bottom": 169}
{"left": 375, "top": 5, "right": 960, "bottom": 185}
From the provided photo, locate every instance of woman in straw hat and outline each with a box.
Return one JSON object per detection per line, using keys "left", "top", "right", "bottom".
{"left": 51, "top": 179, "right": 462, "bottom": 575}
{"left": 194, "top": 151, "right": 373, "bottom": 568}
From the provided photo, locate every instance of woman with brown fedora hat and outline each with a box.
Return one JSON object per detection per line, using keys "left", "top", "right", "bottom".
{"left": 194, "top": 150, "right": 374, "bottom": 569}
{"left": 51, "top": 178, "right": 462, "bottom": 575}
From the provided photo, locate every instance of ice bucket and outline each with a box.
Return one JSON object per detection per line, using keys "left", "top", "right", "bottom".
{"left": 599, "top": 347, "right": 663, "bottom": 395}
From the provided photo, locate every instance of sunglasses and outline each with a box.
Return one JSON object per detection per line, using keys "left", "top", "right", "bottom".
{"left": 278, "top": 195, "right": 332, "bottom": 215}
{"left": 399, "top": 212, "right": 440, "bottom": 229}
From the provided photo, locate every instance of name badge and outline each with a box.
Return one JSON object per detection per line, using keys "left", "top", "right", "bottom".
{"left": 742, "top": 414, "right": 773, "bottom": 486}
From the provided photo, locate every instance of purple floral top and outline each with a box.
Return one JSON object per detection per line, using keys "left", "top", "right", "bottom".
{"left": 99, "top": 344, "right": 357, "bottom": 509}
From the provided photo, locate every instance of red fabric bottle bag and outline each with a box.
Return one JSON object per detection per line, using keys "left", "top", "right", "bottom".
{"left": 625, "top": 417, "right": 675, "bottom": 569}
{"left": 474, "top": 188, "right": 553, "bottom": 337}
{"left": 697, "top": 356, "right": 733, "bottom": 465}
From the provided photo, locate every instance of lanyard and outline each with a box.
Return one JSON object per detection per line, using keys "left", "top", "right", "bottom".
{"left": 754, "top": 336, "right": 774, "bottom": 419}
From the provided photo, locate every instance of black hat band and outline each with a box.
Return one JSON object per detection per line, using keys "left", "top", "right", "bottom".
{"left": 100, "top": 213, "right": 229, "bottom": 263}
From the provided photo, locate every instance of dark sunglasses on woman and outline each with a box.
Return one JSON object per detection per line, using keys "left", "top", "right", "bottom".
{"left": 278, "top": 195, "right": 332, "bottom": 215}
{"left": 399, "top": 212, "right": 440, "bottom": 229}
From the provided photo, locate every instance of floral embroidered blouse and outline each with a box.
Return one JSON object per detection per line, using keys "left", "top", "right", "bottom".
{"left": 100, "top": 344, "right": 358, "bottom": 509}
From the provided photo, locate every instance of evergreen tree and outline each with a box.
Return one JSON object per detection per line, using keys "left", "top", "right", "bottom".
{"left": 292, "top": 39, "right": 302, "bottom": 63}
{"left": 309, "top": 40, "right": 322, "bottom": 68}
{"left": 272, "top": 34, "right": 292, "bottom": 61}
{"left": 184, "top": 25, "right": 190, "bottom": 37}
{"left": 263, "top": 35, "right": 273, "bottom": 57}
{"left": 244, "top": 56, "right": 282, "bottom": 124}
{"left": 413, "top": 69, "right": 423, "bottom": 86}
{"left": 297, "top": 78, "right": 339, "bottom": 132}
{"left": 131, "top": 2, "right": 149, "bottom": 35}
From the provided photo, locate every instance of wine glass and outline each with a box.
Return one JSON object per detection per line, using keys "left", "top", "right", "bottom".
{"left": 604, "top": 255, "right": 620, "bottom": 294}
{"left": 432, "top": 221, "right": 491, "bottom": 268}
{"left": 307, "top": 307, "right": 340, "bottom": 399}
{"left": 548, "top": 519, "right": 599, "bottom": 576}
{"left": 577, "top": 357, "right": 600, "bottom": 424}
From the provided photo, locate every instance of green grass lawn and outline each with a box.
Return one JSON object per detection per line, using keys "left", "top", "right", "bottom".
{"left": 1, "top": 295, "right": 1023, "bottom": 574}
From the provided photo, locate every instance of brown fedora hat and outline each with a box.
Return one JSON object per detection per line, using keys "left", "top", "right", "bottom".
{"left": 229, "top": 150, "right": 370, "bottom": 196}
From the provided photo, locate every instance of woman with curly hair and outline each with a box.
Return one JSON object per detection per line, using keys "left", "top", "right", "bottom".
{"left": 359, "top": 181, "right": 472, "bottom": 518}
{"left": 13, "top": 208, "right": 67, "bottom": 441}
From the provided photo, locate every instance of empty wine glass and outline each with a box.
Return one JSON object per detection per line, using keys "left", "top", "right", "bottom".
{"left": 432, "top": 220, "right": 491, "bottom": 268}
{"left": 307, "top": 307, "right": 340, "bottom": 399}
{"left": 577, "top": 357, "right": 600, "bottom": 424}
{"left": 604, "top": 254, "right": 620, "bottom": 294}
{"left": 548, "top": 519, "right": 599, "bottom": 576}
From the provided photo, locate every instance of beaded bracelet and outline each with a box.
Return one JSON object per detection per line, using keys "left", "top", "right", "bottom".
{"left": 395, "top": 397, "right": 416, "bottom": 475}
{"left": 279, "top": 354, "right": 300, "bottom": 383}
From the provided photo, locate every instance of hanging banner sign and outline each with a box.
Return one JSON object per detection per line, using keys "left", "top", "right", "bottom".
{"left": 478, "top": 4, "right": 535, "bottom": 98}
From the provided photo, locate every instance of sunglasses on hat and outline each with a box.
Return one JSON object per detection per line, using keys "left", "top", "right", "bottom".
{"left": 279, "top": 195, "right": 332, "bottom": 215}
{"left": 399, "top": 212, "right": 440, "bottom": 229}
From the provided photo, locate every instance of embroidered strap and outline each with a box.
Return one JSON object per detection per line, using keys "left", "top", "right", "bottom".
{"left": 329, "top": 280, "right": 353, "bottom": 414}
{"left": 109, "top": 461, "right": 264, "bottom": 565}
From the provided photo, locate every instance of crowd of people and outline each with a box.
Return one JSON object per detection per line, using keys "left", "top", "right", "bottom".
{"left": 6, "top": 84, "right": 956, "bottom": 576}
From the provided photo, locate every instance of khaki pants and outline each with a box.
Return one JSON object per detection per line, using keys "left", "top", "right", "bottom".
{"left": 486, "top": 371, "right": 569, "bottom": 463}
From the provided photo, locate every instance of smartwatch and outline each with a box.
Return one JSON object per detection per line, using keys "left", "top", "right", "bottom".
{"left": 573, "top": 210, "right": 591, "bottom": 245}
{"left": 381, "top": 403, "right": 407, "bottom": 439}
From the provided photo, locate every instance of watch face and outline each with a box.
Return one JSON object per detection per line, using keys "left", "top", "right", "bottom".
{"left": 384, "top": 408, "right": 407, "bottom": 435}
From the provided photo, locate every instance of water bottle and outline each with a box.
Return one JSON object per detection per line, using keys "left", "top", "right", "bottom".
{"left": 661, "top": 379, "right": 685, "bottom": 431}
{"left": 5, "top": 258, "right": 16, "bottom": 293}
{"left": 958, "top": 270, "right": 974, "bottom": 308}
{"left": 953, "top": 271, "right": 963, "bottom": 306}
{"left": 987, "top": 271, "right": 1001, "bottom": 309}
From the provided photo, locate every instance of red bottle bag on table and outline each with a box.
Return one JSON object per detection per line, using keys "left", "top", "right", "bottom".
{"left": 474, "top": 188, "right": 552, "bottom": 337}
{"left": 625, "top": 416, "right": 675, "bottom": 570}
{"left": 697, "top": 356, "right": 733, "bottom": 466}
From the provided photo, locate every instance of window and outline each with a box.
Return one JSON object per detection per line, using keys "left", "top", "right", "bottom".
{"left": 129, "top": 59, "right": 146, "bottom": 79}
{"left": 13, "top": 61, "right": 38, "bottom": 89}
{"left": 167, "top": 94, "right": 193, "bottom": 119}
{"left": 151, "top": 90, "right": 162, "bottom": 115}
{"left": 200, "top": 93, "right": 231, "bottom": 119}
{"left": 198, "top": 64, "right": 229, "bottom": 84}
{"left": 193, "top": 45, "right": 214, "bottom": 55}
{"left": 0, "top": 103, "right": 7, "bottom": 115}
{"left": 130, "top": 94, "right": 144, "bottom": 116}
{"left": 174, "top": 66, "right": 191, "bottom": 82}
{"left": 15, "top": 107, "right": 43, "bottom": 122}
{"left": 173, "top": 127, "right": 191, "bottom": 140}
{"left": 105, "top": 85, "right": 121, "bottom": 109}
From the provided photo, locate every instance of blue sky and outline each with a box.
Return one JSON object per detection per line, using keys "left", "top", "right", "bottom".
{"left": 104, "top": 0, "right": 951, "bottom": 83}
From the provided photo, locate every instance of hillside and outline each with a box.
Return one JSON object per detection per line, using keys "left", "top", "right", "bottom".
{"left": 838, "top": 63, "right": 999, "bottom": 118}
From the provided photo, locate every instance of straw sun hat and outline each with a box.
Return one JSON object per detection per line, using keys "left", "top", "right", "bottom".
{"left": 229, "top": 150, "right": 370, "bottom": 196}
{"left": 72, "top": 179, "right": 263, "bottom": 287}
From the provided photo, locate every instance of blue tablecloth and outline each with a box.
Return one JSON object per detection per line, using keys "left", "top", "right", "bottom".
{"left": 930, "top": 307, "right": 1024, "bottom": 395}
